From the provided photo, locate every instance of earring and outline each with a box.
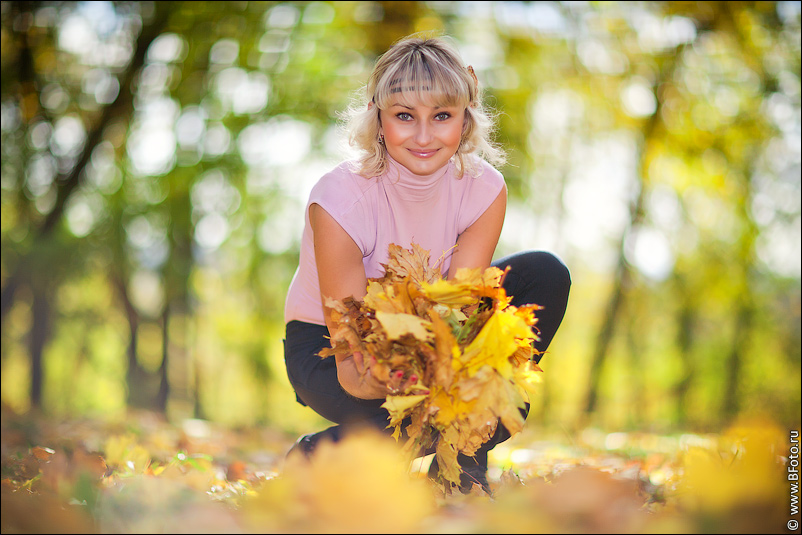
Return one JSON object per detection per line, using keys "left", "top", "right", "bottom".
{"left": 379, "top": 134, "right": 385, "bottom": 144}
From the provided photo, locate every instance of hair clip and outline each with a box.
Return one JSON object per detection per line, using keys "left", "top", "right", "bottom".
{"left": 467, "top": 65, "right": 479, "bottom": 93}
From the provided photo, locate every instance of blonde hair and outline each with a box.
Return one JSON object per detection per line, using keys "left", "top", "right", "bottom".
{"left": 342, "top": 34, "right": 506, "bottom": 178}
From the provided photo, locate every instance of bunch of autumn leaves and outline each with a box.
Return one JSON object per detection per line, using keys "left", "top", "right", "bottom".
{"left": 319, "top": 243, "right": 543, "bottom": 488}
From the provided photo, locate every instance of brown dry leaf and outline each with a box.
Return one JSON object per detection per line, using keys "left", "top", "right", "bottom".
{"left": 426, "top": 310, "right": 458, "bottom": 388}
{"left": 380, "top": 243, "right": 441, "bottom": 285}
{"left": 31, "top": 446, "right": 55, "bottom": 461}
{"left": 319, "top": 242, "right": 543, "bottom": 485}
{"left": 71, "top": 448, "right": 108, "bottom": 479}
{"left": 15, "top": 452, "right": 42, "bottom": 481}
{"left": 226, "top": 460, "right": 249, "bottom": 482}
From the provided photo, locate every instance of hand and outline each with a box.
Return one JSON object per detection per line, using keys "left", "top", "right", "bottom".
{"left": 386, "top": 369, "right": 420, "bottom": 395}
{"left": 336, "top": 351, "right": 389, "bottom": 400}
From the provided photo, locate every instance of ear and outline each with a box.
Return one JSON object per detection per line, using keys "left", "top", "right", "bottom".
{"left": 367, "top": 101, "right": 374, "bottom": 111}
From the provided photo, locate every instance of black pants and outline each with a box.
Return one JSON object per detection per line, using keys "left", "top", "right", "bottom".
{"left": 283, "top": 251, "right": 571, "bottom": 451}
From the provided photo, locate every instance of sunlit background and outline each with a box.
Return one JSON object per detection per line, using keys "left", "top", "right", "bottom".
{"left": 1, "top": 1, "right": 800, "bottom": 437}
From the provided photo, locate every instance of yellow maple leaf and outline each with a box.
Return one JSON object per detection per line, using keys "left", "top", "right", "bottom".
{"left": 675, "top": 419, "right": 787, "bottom": 520}
{"left": 436, "top": 428, "right": 463, "bottom": 486}
{"left": 459, "top": 311, "right": 535, "bottom": 377}
{"left": 420, "top": 278, "right": 479, "bottom": 306}
{"left": 375, "top": 310, "right": 433, "bottom": 341}
{"left": 513, "top": 360, "right": 543, "bottom": 396}
{"left": 431, "top": 387, "right": 475, "bottom": 427}
{"left": 455, "top": 266, "right": 505, "bottom": 289}
{"left": 362, "top": 281, "right": 397, "bottom": 313}
{"left": 486, "top": 372, "right": 527, "bottom": 436}
{"left": 458, "top": 367, "right": 526, "bottom": 439}
{"left": 362, "top": 281, "right": 416, "bottom": 316}
{"left": 382, "top": 394, "right": 427, "bottom": 422}
{"left": 247, "top": 430, "right": 433, "bottom": 533}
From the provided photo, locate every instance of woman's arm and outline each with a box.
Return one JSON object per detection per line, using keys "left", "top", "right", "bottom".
{"left": 310, "top": 203, "right": 388, "bottom": 400}
{"left": 448, "top": 184, "right": 507, "bottom": 277}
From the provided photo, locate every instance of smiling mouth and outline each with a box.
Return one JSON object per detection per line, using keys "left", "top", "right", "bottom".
{"left": 407, "top": 148, "right": 439, "bottom": 158}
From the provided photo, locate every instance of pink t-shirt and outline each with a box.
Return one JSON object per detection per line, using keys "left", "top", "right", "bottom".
{"left": 284, "top": 155, "right": 506, "bottom": 326}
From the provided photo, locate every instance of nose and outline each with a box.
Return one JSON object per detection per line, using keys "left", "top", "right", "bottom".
{"left": 414, "top": 122, "right": 433, "bottom": 146}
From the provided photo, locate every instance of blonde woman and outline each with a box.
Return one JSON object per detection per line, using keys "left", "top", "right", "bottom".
{"left": 282, "top": 35, "right": 570, "bottom": 493}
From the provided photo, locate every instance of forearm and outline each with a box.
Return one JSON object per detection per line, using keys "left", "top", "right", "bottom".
{"left": 448, "top": 187, "right": 506, "bottom": 278}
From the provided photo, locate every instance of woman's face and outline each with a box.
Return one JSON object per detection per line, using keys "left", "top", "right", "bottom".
{"left": 379, "top": 99, "right": 465, "bottom": 177}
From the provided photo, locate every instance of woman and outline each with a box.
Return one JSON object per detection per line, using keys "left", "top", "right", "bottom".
{"left": 283, "top": 35, "right": 571, "bottom": 493}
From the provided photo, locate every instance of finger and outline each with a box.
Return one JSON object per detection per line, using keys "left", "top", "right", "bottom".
{"left": 352, "top": 351, "right": 366, "bottom": 374}
{"left": 387, "top": 370, "right": 406, "bottom": 393}
{"left": 400, "top": 373, "right": 417, "bottom": 392}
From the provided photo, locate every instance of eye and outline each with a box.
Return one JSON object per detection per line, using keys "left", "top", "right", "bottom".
{"left": 395, "top": 112, "right": 413, "bottom": 121}
{"left": 435, "top": 112, "right": 452, "bottom": 121}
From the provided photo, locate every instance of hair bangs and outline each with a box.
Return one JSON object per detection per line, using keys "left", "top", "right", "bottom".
{"left": 373, "top": 52, "right": 470, "bottom": 110}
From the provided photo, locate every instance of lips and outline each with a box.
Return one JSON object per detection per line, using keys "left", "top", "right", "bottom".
{"left": 407, "top": 148, "right": 439, "bottom": 158}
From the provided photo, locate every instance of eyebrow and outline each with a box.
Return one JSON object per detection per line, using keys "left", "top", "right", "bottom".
{"left": 388, "top": 103, "right": 449, "bottom": 110}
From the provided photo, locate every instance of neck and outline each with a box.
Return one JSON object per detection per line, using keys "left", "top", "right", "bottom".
{"left": 385, "top": 154, "right": 450, "bottom": 182}
{"left": 383, "top": 154, "right": 451, "bottom": 201}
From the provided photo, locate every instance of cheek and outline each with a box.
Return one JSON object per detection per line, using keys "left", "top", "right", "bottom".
{"left": 380, "top": 121, "right": 405, "bottom": 144}
{"left": 443, "top": 123, "right": 463, "bottom": 146}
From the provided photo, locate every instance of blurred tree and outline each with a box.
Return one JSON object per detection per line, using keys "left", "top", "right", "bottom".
{"left": 0, "top": 1, "right": 798, "bottom": 431}
{"left": 1, "top": 0, "right": 172, "bottom": 409}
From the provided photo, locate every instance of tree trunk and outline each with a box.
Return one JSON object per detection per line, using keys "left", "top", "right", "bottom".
{"left": 624, "top": 305, "right": 645, "bottom": 427}
{"left": 29, "top": 283, "right": 50, "bottom": 409}
{"left": 112, "top": 273, "right": 148, "bottom": 408}
{"left": 583, "top": 257, "right": 631, "bottom": 416}
{"left": 581, "top": 40, "right": 687, "bottom": 420}
{"left": 722, "top": 300, "right": 752, "bottom": 422}
{"left": 673, "top": 287, "right": 698, "bottom": 425}
{"left": 156, "top": 306, "right": 170, "bottom": 413}
{"left": 0, "top": 1, "right": 172, "bottom": 331}
{"left": 193, "top": 355, "right": 205, "bottom": 420}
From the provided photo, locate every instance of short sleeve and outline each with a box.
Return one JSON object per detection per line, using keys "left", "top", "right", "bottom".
{"left": 457, "top": 159, "right": 506, "bottom": 233}
{"left": 307, "top": 165, "right": 375, "bottom": 256}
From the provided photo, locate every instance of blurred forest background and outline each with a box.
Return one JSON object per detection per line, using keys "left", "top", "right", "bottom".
{"left": 1, "top": 0, "right": 800, "bottom": 439}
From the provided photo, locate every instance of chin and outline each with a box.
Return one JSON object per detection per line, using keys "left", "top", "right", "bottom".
{"left": 409, "top": 158, "right": 448, "bottom": 174}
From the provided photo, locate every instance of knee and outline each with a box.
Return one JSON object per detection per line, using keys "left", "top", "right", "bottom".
{"left": 539, "top": 251, "right": 571, "bottom": 290}
{"left": 515, "top": 251, "right": 571, "bottom": 291}
{"left": 494, "top": 250, "right": 572, "bottom": 307}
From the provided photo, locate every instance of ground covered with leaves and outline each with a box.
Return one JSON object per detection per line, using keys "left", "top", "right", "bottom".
{"left": 1, "top": 406, "right": 794, "bottom": 534}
